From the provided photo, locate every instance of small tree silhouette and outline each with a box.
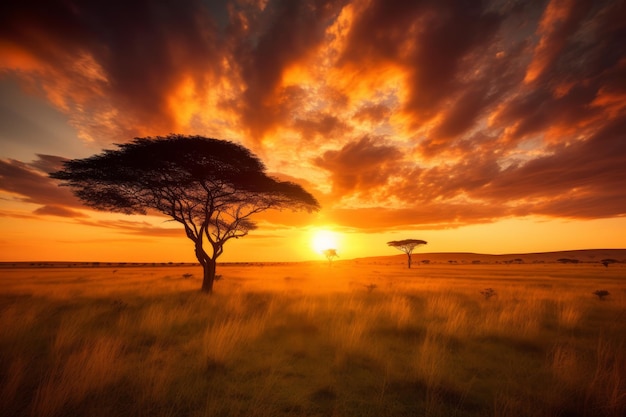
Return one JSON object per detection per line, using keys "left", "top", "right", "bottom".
{"left": 323, "top": 248, "right": 339, "bottom": 266}
{"left": 387, "top": 239, "right": 427, "bottom": 269}
{"left": 600, "top": 259, "right": 617, "bottom": 268}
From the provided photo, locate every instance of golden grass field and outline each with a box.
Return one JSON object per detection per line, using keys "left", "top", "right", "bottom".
{"left": 1, "top": 258, "right": 625, "bottom": 417}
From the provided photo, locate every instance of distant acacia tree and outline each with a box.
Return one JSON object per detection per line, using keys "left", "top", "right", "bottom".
{"left": 387, "top": 239, "right": 427, "bottom": 269}
{"left": 322, "top": 248, "right": 339, "bottom": 266}
{"left": 50, "top": 135, "right": 320, "bottom": 293}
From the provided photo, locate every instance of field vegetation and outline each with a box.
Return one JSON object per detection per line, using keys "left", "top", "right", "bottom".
{"left": 1, "top": 261, "right": 625, "bottom": 416}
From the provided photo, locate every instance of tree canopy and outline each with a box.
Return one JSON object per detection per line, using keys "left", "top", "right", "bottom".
{"left": 50, "top": 135, "right": 320, "bottom": 292}
{"left": 387, "top": 239, "right": 427, "bottom": 269}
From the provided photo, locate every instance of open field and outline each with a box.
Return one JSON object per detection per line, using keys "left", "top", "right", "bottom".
{"left": 1, "top": 260, "right": 625, "bottom": 416}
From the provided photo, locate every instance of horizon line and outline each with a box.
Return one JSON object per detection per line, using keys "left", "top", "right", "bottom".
{"left": 2, "top": 248, "right": 625, "bottom": 265}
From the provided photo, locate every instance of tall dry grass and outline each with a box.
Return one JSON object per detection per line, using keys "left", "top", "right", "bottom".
{"left": 0, "top": 263, "right": 624, "bottom": 416}
{"left": 31, "top": 337, "right": 124, "bottom": 417}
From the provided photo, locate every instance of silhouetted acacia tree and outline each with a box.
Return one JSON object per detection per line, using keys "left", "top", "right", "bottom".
{"left": 323, "top": 248, "right": 339, "bottom": 266}
{"left": 50, "top": 135, "right": 320, "bottom": 292}
{"left": 387, "top": 239, "right": 427, "bottom": 269}
{"left": 601, "top": 259, "right": 617, "bottom": 268}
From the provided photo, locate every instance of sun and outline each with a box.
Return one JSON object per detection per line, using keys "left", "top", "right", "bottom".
{"left": 311, "top": 230, "right": 340, "bottom": 254}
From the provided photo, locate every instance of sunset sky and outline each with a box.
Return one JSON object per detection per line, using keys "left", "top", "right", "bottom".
{"left": 1, "top": 0, "right": 625, "bottom": 262}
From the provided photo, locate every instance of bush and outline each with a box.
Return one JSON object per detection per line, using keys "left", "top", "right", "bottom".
{"left": 364, "top": 284, "right": 377, "bottom": 293}
{"left": 593, "top": 290, "right": 610, "bottom": 300}
{"left": 480, "top": 288, "right": 496, "bottom": 300}
{"left": 557, "top": 258, "right": 579, "bottom": 264}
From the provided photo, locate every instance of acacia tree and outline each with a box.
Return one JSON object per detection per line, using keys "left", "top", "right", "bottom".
{"left": 601, "top": 259, "right": 617, "bottom": 268}
{"left": 387, "top": 239, "right": 427, "bottom": 269}
{"left": 50, "top": 135, "right": 320, "bottom": 292}
{"left": 322, "top": 248, "right": 339, "bottom": 266}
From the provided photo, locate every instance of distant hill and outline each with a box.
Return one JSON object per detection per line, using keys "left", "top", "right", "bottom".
{"left": 1, "top": 249, "right": 625, "bottom": 268}
{"left": 349, "top": 249, "right": 626, "bottom": 265}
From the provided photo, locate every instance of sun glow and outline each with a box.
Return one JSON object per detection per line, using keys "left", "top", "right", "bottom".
{"left": 311, "top": 229, "right": 340, "bottom": 254}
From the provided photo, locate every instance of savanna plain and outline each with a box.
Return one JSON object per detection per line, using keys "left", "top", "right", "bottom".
{"left": 1, "top": 259, "right": 625, "bottom": 417}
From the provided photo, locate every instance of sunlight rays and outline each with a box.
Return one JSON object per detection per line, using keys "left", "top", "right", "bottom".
{"left": 310, "top": 229, "right": 341, "bottom": 254}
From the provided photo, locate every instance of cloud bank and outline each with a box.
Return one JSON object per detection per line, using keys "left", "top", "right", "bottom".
{"left": 1, "top": 0, "right": 624, "bottom": 233}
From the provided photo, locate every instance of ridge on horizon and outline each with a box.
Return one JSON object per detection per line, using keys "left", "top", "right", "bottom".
{"left": 3, "top": 248, "right": 626, "bottom": 266}
{"left": 352, "top": 248, "right": 626, "bottom": 262}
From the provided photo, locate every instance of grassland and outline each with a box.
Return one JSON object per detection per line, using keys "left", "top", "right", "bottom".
{"left": 1, "top": 260, "right": 625, "bottom": 416}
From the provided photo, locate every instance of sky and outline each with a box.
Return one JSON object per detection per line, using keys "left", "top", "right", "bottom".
{"left": 0, "top": 0, "right": 625, "bottom": 263}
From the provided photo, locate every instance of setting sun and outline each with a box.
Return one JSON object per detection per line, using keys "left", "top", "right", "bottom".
{"left": 311, "top": 229, "right": 340, "bottom": 254}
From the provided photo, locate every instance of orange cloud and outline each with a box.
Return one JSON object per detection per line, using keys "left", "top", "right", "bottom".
{"left": 524, "top": 0, "right": 583, "bottom": 84}
{"left": 0, "top": 156, "right": 79, "bottom": 207}
{"left": 33, "top": 205, "right": 87, "bottom": 218}
{"left": 1, "top": 0, "right": 625, "bottom": 235}
{"left": 314, "top": 136, "right": 402, "bottom": 197}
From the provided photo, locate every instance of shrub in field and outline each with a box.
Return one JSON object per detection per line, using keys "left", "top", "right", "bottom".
{"left": 593, "top": 290, "right": 610, "bottom": 300}
{"left": 480, "top": 288, "right": 496, "bottom": 300}
{"left": 364, "top": 284, "right": 377, "bottom": 293}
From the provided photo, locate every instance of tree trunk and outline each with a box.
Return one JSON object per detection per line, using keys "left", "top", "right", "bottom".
{"left": 201, "top": 259, "right": 217, "bottom": 293}
{"left": 407, "top": 253, "right": 412, "bottom": 269}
